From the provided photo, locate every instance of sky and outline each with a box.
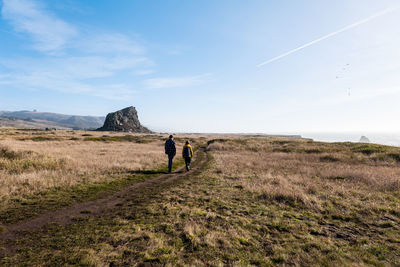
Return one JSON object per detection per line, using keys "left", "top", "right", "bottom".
{"left": 0, "top": 0, "right": 400, "bottom": 134}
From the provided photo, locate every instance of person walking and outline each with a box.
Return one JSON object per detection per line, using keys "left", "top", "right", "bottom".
{"left": 182, "top": 140, "right": 194, "bottom": 171}
{"left": 164, "top": 135, "right": 176, "bottom": 173}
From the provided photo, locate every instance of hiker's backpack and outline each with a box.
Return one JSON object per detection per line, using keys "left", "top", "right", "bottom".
{"left": 183, "top": 146, "right": 191, "bottom": 157}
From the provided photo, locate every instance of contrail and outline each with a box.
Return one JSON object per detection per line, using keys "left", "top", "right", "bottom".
{"left": 257, "top": 6, "right": 400, "bottom": 67}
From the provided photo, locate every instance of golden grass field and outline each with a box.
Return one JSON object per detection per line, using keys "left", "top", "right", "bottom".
{"left": 0, "top": 128, "right": 399, "bottom": 266}
{"left": 0, "top": 129, "right": 167, "bottom": 202}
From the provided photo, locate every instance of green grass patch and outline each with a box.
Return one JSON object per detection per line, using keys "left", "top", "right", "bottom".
{"left": 327, "top": 176, "right": 347, "bottom": 180}
{"left": 18, "top": 136, "right": 61, "bottom": 142}
{"left": 80, "top": 210, "right": 92, "bottom": 214}
{"left": 303, "top": 148, "right": 323, "bottom": 154}
{"left": 351, "top": 144, "right": 389, "bottom": 155}
{"left": 273, "top": 147, "right": 295, "bottom": 153}
{"left": 387, "top": 153, "right": 400, "bottom": 162}
{"left": 84, "top": 135, "right": 154, "bottom": 143}
{"left": 320, "top": 155, "right": 340, "bottom": 162}
{"left": 0, "top": 146, "right": 24, "bottom": 160}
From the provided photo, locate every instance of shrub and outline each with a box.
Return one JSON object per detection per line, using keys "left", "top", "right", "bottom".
{"left": 352, "top": 144, "right": 389, "bottom": 155}
{"left": 327, "top": 176, "right": 347, "bottom": 180}
{"left": 303, "top": 148, "right": 323, "bottom": 154}
{"left": 271, "top": 140, "right": 295, "bottom": 145}
{"left": 84, "top": 135, "right": 152, "bottom": 143}
{"left": 18, "top": 136, "right": 60, "bottom": 142}
{"left": 207, "top": 139, "right": 229, "bottom": 146}
{"left": 0, "top": 146, "right": 22, "bottom": 160}
{"left": 319, "top": 155, "right": 340, "bottom": 162}
{"left": 387, "top": 153, "right": 400, "bottom": 162}
{"left": 273, "top": 147, "right": 294, "bottom": 153}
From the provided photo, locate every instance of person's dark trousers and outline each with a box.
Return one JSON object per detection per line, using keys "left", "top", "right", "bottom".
{"left": 168, "top": 154, "right": 174, "bottom": 173}
{"left": 184, "top": 157, "right": 191, "bottom": 171}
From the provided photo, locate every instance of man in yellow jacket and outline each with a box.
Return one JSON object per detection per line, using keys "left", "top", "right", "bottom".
{"left": 182, "top": 140, "right": 194, "bottom": 171}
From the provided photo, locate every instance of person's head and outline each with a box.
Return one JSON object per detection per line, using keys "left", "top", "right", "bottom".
{"left": 169, "top": 135, "right": 173, "bottom": 139}
{"left": 185, "top": 140, "right": 190, "bottom": 145}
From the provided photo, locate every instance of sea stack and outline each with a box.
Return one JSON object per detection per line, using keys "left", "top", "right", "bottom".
{"left": 97, "top": 106, "right": 152, "bottom": 133}
{"left": 359, "top": 136, "right": 370, "bottom": 143}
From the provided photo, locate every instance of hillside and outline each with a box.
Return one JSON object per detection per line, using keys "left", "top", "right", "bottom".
{"left": 0, "top": 116, "right": 70, "bottom": 129}
{"left": 0, "top": 129, "right": 399, "bottom": 265}
{"left": 0, "top": 110, "right": 105, "bottom": 130}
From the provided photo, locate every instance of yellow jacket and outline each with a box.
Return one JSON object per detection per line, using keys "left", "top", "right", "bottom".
{"left": 182, "top": 144, "right": 194, "bottom": 158}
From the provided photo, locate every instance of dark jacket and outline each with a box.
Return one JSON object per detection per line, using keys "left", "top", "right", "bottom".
{"left": 165, "top": 139, "right": 176, "bottom": 156}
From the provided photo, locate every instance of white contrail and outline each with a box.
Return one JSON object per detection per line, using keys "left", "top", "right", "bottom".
{"left": 257, "top": 6, "right": 400, "bottom": 67}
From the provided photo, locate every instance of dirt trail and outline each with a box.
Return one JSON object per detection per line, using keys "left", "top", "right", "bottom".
{"left": 0, "top": 147, "right": 208, "bottom": 244}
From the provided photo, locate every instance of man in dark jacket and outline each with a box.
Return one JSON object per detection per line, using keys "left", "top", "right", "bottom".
{"left": 164, "top": 135, "right": 176, "bottom": 173}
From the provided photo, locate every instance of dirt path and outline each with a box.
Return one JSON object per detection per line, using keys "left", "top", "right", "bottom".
{"left": 0, "top": 147, "right": 208, "bottom": 247}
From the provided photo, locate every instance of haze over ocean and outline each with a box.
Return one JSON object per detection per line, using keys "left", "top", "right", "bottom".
{"left": 301, "top": 132, "right": 400, "bottom": 147}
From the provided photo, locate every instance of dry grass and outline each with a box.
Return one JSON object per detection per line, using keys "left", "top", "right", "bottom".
{"left": 210, "top": 138, "right": 400, "bottom": 211}
{"left": 0, "top": 128, "right": 170, "bottom": 202}
{"left": 2, "top": 134, "right": 400, "bottom": 266}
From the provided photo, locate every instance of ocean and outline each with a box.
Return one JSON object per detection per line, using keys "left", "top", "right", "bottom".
{"left": 300, "top": 132, "right": 400, "bottom": 147}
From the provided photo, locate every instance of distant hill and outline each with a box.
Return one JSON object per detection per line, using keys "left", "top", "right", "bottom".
{"left": 0, "top": 110, "right": 105, "bottom": 130}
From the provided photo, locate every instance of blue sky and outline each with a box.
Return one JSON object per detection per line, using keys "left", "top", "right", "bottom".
{"left": 0, "top": 0, "right": 399, "bottom": 133}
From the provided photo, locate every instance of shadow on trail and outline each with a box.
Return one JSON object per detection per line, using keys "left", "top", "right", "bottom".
{"left": 128, "top": 170, "right": 185, "bottom": 175}
{"left": 128, "top": 170, "right": 167, "bottom": 175}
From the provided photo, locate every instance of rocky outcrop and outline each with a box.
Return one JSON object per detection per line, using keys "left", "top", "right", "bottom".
{"left": 359, "top": 136, "right": 370, "bottom": 143}
{"left": 97, "top": 106, "right": 151, "bottom": 133}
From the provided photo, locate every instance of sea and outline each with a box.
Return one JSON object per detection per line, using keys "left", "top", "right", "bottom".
{"left": 299, "top": 132, "right": 400, "bottom": 147}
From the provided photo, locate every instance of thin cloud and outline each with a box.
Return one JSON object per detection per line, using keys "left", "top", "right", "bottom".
{"left": 1, "top": 0, "right": 77, "bottom": 53}
{"left": 76, "top": 33, "right": 145, "bottom": 55}
{"left": 257, "top": 6, "right": 400, "bottom": 67}
{"left": 1, "top": 1, "right": 148, "bottom": 56}
{"left": 0, "top": 0, "right": 205, "bottom": 99}
{"left": 1, "top": 56, "right": 150, "bottom": 79}
{"left": 0, "top": 55, "right": 148, "bottom": 99}
{"left": 135, "top": 69, "right": 155, "bottom": 76}
{"left": 0, "top": 0, "right": 155, "bottom": 99}
{"left": 143, "top": 74, "right": 211, "bottom": 89}
{"left": 0, "top": 70, "right": 137, "bottom": 100}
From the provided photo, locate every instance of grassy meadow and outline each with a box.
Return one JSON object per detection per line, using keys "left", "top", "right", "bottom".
{"left": 0, "top": 128, "right": 191, "bottom": 224}
{"left": 0, "top": 128, "right": 399, "bottom": 266}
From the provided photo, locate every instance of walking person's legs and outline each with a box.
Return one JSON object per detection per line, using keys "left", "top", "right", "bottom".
{"left": 185, "top": 157, "right": 191, "bottom": 171}
{"left": 168, "top": 155, "right": 174, "bottom": 173}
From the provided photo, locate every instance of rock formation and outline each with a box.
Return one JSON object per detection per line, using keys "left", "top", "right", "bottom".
{"left": 359, "top": 136, "right": 370, "bottom": 143}
{"left": 97, "top": 106, "right": 151, "bottom": 132}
